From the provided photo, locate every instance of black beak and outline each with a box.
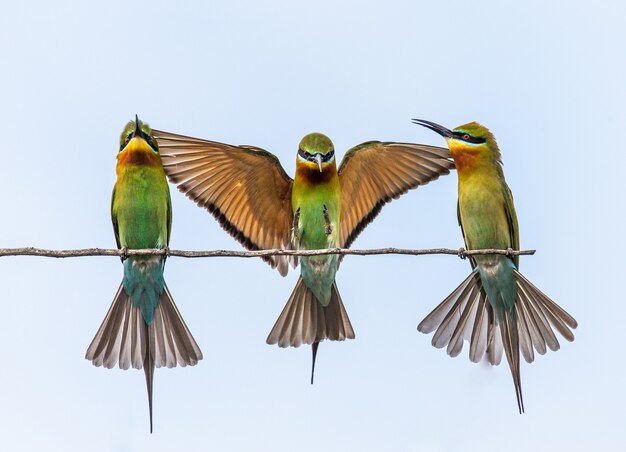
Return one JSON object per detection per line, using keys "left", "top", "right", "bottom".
{"left": 411, "top": 119, "right": 454, "bottom": 138}
{"left": 133, "top": 114, "right": 142, "bottom": 138}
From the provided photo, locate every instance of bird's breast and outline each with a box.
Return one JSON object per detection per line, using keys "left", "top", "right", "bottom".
{"left": 458, "top": 178, "right": 511, "bottom": 251}
{"left": 292, "top": 177, "right": 341, "bottom": 251}
{"left": 113, "top": 167, "right": 170, "bottom": 249}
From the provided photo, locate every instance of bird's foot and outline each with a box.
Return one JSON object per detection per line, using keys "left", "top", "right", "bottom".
{"left": 120, "top": 246, "right": 129, "bottom": 262}
{"left": 506, "top": 248, "right": 516, "bottom": 258}
{"left": 457, "top": 247, "right": 467, "bottom": 260}
{"left": 323, "top": 205, "right": 333, "bottom": 235}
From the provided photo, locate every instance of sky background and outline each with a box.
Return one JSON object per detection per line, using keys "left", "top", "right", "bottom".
{"left": 1, "top": 1, "right": 624, "bottom": 451}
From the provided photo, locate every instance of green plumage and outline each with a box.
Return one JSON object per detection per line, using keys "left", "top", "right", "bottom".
{"left": 293, "top": 174, "right": 341, "bottom": 306}
{"left": 112, "top": 158, "right": 171, "bottom": 324}
{"left": 292, "top": 133, "right": 341, "bottom": 306}
{"left": 457, "top": 165, "right": 519, "bottom": 317}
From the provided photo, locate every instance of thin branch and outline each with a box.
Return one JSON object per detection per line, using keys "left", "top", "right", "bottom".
{"left": 0, "top": 247, "right": 535, "bottom": 259}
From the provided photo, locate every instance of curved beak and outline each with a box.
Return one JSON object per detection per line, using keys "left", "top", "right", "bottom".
{"left": 315, "top": 153, "right": 323, "bottom": 172}
{"left": 133, "top": 114, "right": 141, "bottom": 138}
{"left": 411, "top": 119, "right": 454, "bottom": 138}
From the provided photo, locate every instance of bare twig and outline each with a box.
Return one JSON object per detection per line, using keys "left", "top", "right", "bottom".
{"left": 0, "top": 247, "right": 536, "bottom": 259}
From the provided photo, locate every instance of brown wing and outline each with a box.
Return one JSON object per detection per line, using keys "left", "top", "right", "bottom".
{"left": 502, "top": 182, "right": 520, "bottom": 268}
{"left": 338, "top": 141, "right": 454, "bottom": 248}
{"left": 152, "top": 129, "right": 295, "bottom": 276}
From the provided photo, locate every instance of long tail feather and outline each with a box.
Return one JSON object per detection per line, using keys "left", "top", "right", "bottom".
{"left": 311, "top": 342, "right": 319, "bottom": 384}
{"left": 501, "top": 312, "right": 524, "bottom": 413}
{"left": 267, "top": 278, "right": 354, "bottom": 382}
{"left": 144, "top": 342, "right": 155, "bottom": 433}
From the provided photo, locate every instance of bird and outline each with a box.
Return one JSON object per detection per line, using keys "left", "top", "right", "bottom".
{"left": 85, "top": 116, "right": 203, "bottom": 432}
{"left": 412, "top": 119, "right": 577, "bottom": 413}
{"left": 150, "top": 128, "right": 455, "bottom": 382}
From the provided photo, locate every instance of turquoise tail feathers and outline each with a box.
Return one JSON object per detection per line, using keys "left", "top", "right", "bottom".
{"left": 476, "top": 256, "right": 517, "bottom": 319}
{"left": 122, "top": 257, "right": 165, "bottom": 325}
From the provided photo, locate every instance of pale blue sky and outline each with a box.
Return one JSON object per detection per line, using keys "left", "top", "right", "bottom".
{"left": 1, "top": 1, "right": 624, "bottom": 451}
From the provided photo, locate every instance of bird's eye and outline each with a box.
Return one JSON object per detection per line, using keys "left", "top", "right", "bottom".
{"left": 147, "top": 137, "right": 158, "bottom": 152}
{"left": 463, "top": 134, "right": 471, "bottom": 140}
{"left": 125, "top": 133, "right": 133, "bottom": 144}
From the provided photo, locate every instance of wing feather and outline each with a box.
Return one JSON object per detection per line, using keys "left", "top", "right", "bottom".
{"left": 153, "top": 129, "right": 295, "bottom": 275}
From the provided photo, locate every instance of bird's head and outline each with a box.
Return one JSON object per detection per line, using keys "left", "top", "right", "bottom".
{"left": 297, "top": 133, "right": 336, "bottom": 173}
{"left": 118, "top": 115, "right": 160, "bottom": 165}
{"left": 412, "top": 119, "right": 501, "bottom": 171}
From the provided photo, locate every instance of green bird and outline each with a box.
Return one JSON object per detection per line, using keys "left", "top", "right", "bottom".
{"left": 151, "top": 128, "right": 455, "bottom": 381}
{"left": 86, "top": 117, "right": 203, "bottom": 432}
{"left": 412, "top": 119, "right": 577, "bottom": 413}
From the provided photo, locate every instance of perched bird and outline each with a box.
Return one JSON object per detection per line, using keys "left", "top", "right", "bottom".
{"left": 86, "top": 117, "right": 203, "bottom": 432}
{"left": 151, "top": 128, "right": 454, "bottom": 381}
{"left": 412, "top": 119, "right": 577, "bottom": 413}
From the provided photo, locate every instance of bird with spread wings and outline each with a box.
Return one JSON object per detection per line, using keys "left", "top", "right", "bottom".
{"left": 152, "top": 128, "right": 454, "bottom": 381}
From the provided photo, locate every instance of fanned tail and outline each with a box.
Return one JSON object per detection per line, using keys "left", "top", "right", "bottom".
{"left": 418, "top": 272, "right": 490, "bottom": 362}
{"left": 266, "top": 277, "right": 354, "bottom": 382}
{"left": 514, "top": 270, "right": 577, "bottom": 363}
{"left": 86, "top": 283, "right": 203, "bottom": 431}
{"left": 418, "top": 270, "right": 577, "bottom": 411}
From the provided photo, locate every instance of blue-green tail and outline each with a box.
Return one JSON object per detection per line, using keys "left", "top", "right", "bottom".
{"left": 122, "top": 256, "right": 165, "bottom": 325}
{"left": 476, "top": 257, "right": 517, "bottom": 321}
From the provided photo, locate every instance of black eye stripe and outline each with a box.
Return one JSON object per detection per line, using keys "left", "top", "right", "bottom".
{"left": 453, "top": 131, "right": 486, "bottom": 144}
{"left": 298, "top": 148, "right": 312, "bottom": 160}
{"left": 298, "top": 148, "right": 335, "bottom": 162}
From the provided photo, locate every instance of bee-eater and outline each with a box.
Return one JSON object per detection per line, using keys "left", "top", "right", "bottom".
{"left": 412, "top": 119, "right": 577, "bottom": 413}
{"left": 150, "top": 128, "right": 455, "bottom": 381}
{"left": 85, "top": 117, "right": 203, "bottom": 432}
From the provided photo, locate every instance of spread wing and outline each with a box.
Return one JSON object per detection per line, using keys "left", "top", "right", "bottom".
{"left": 338, "top": 141, "right": 454, "bottom": 248}
{"left": 152, "top": 129, "right": 295, "bottom": 276}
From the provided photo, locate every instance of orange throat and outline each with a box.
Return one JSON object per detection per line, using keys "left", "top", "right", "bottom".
{"left": 448, "top": 141, "right": 482, "bottom": 174}
{"left": 117, "top": 148, "right": 161, "bottom": 167}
